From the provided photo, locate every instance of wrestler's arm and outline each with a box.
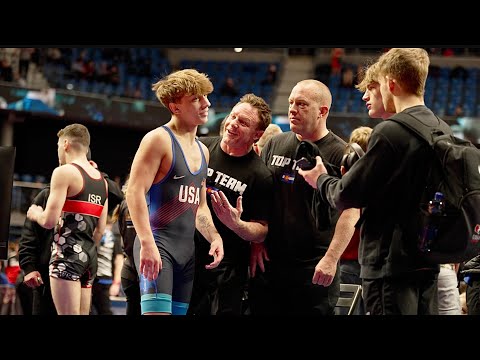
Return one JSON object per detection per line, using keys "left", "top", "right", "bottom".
{"left": 195, "top": 143, "right": 224, "bottom": 269}
{"left": 126, "top": 130, "right": 167, "bottom": 279}
{"left": 26, "top": 166, "right": 70, "bottom": 229}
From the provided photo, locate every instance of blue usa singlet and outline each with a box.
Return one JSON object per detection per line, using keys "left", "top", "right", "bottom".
{"left": 134, "top": 125, "right": 207, "bottom": 314}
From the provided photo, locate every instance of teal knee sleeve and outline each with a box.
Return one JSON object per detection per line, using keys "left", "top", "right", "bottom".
{"left": 141, "top": 293, "right": 172, "bottom": 314}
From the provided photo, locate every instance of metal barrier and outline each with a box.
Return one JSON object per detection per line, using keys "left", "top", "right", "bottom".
{"left": 10, "top": 180, "right": 45, "bottom": 228}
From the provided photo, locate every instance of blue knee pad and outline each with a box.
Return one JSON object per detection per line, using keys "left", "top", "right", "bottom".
{"left": 172, "top": 301, "right": 189, "bottom": 315}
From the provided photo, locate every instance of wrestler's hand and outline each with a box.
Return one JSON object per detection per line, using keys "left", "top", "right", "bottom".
{"left": 139, "top": 240, "right": 162, "bottom": 281}
{"left": 26, "top": 204, "right": 43, "bottom": 222}
{"left": 206, "top": 238, "right": 224, "bottom": 269}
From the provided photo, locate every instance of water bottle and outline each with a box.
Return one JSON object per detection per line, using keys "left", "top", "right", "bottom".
{"left": 419, "top": 192, "right": 445, "bottom": 252}
{"left": 428, "top": 192, "right": 445, "bottom": 215}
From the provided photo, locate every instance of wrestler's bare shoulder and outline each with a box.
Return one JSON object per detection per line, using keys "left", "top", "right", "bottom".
{"left": 139, "top": 127, "right": 168, "bottom": 146}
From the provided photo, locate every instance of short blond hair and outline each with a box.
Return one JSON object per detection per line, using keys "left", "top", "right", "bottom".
{"left": 257, "top": 123, "right": 282, "bottom": 150}
{"left": 152, "top": 68, "right": 214, "bottom": 111}
{"left": 376, "top": 48, "right": 429, "bottom": 97}
{"left": 355, "top": 61, "right": 380, "bottom": 93}
{"left": 348, "top": 126, "right": 372, "bottom": 152}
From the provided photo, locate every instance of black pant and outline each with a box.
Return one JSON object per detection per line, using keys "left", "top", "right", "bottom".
{"left": 29, "top": 269, "right": 56, "bottom": 315}
{"left": 249, "top": 260, "right": 339, "bottom": 316}
{"left": 189, "top": 260, "right": 248, "bottom": 316}
{"left": 466, "top": 279, "right": 480, "bottom": 315}
{"left": 32, "top": 276, "right": 57, "bottom": 315}
{"left": 121, "top": 256, "right": 141, "bottom": 316}
{"left": 339, "top": 259, "right": 365, "bottom": 315}
{"left": 16, "top": 282, "right": 33, "bottom": 315}
{"left": 91, "top": 280, "right": 113, "bottom": 315}
{"left": 362, "top": 270, "right": 439, "bottom": 315}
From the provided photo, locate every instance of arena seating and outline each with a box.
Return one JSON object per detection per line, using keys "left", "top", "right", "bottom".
{"left": 39, "top": 48, "right": 279, "bottom": 113}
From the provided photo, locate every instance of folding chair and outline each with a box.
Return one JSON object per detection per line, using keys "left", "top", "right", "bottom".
{"left": 335, "top": 283, "right": 362, "bottom": 315}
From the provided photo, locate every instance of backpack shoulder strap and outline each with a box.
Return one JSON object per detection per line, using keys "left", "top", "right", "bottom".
{"left": 390, "top": 106, "right": 454, "bottom": 146}
{"left": 389, "top": 111, "right": 438, "bottom": 146}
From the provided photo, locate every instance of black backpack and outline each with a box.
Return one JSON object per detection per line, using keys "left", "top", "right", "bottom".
{"left": 391, "top": 109, "right": 480, "bottom": 264}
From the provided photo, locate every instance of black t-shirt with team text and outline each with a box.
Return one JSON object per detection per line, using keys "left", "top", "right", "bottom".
{"left": 196, "top": 136, "right": 273, "bottom": 266}
{"left": 261, "top": 131, "right": 346, "bottom": 264}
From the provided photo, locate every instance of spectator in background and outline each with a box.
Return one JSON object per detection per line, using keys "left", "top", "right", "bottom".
{"left": 108, "top": 64, "right": 120, "bottom": 86}
{"left": 83, "top": 59, "right": 96, "bottom": 81}
{"left": 46, "top": 48, "right": 63, "bottom": 65}
{"left": 442, "top": 48, "right": 455, "bottom": 57}
{"left": 437, "top": 263, "right": 461, "bottom": 315}
{"left": 219, "top": 77, "right": 239, "bottom": 98}
{"left": 454, "top": 104, "right": 464, "bottom": 117}
{"left": 0, "top": 256, "right": 23, "bottom": 315}
{"left": 91, "top": 216, "right": 124, "bottom": 315}
{"left": 19, "top": 183, "right": 57, "bottom": 315}
{"left": 340, "top": 67, "right": 355, "bottom": 88}
{"left": 337, "top": 126, "right": 372, "bottom": 315}
{"left": 461, "top": 255, "right": 480, "bottom": 315}
{"left": 115, "top": 178, "right": 141, "bottom": 316}
{"left": 338, "top": 130, "right": 372, "bottom": 246}
{"left": 261, "top": 63, "right": 278, "bottom": 86}
{"left": 5, "top": 241, "right": 32, "bottom": 315}
{"left": 96, "top": 61, "right": 111, "bottom": 83}
{"left": 288, "top": 48, "right": 315, "bottom": 56}
{"left": 19, "top": 48, "right": 34, "bottom": 80}
{"left": 13, "top": 71, "right": 27, "bottom": 88}
{"left": 6, "top": 246, "right": 27, "bottom": 292}
{"left": 30, "top": 48, "right": 42, "bottom": 67}
{"left": 0, "top": 59, "right": 14, "bottom": 82}
{"left": 132, "top": 85, "right": 143, "bottom": 99}
{"left": 0, "top": 260, "right": 10, "bottom": 285}
{"left": 330, "top": 48, "right": 345, "bottom": 76}
{"left": 253, "top": 123, "right": 282, "bottom": 155}
{"left": 71, "top": 57, "right": 86, "bottom": 79}
{"left": 459, "top": 279, "right": 468, "bottom": 314}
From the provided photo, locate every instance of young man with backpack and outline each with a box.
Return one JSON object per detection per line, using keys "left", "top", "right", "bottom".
{"left": 299, "top": 48, "right": 444, "bottom": 315}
